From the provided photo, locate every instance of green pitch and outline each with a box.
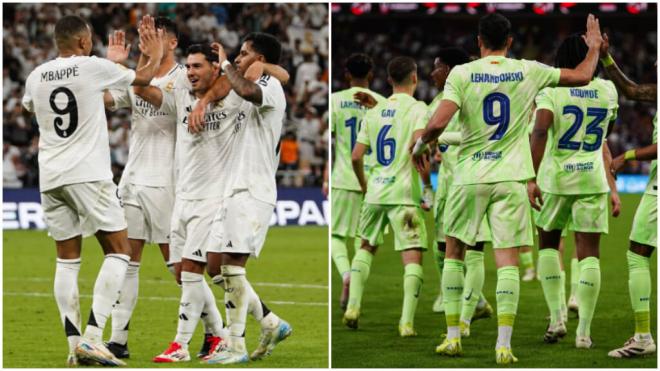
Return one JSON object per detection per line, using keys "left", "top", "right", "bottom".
{"left": 4, "top": 226, "right": 328, "bottom": 368}
{"left": 332, "top": 194, "right": 656, "bottom": 368}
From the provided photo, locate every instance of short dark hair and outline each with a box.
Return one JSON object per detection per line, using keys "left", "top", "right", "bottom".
{"left": 155, "top": 16, "right": 178, "bottom": 38}
{"left": 186, "top": 44, "right": 216, "bottom": 64}
{"left": 243, "top": 32, "right": 281, "bottom": 64}
{"left": 478, "top": 13, "right": 511, "bottom": 50}
{"left": 345, "top": 53, "right": 373, "bottom": 79}
{"left": 387, "top": 56, "right": 417, "bottom": 84}
{"left": 54, "top": 15, "right": 89, "bottom": 47}
{"left": 436, "top": 47, "right": 470, "bottom": 69}
{"left": 555, "top": 33, "right": 588, "bottom": 70}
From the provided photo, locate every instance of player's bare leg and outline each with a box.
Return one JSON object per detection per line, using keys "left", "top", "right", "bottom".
{"left": 493, "top": 247, "right": 520, "bottom": 364}
{"left": 399, "top": 248, "right": 423, "bottom": 337}
{"left": 609, "top": 242, "right": 656, "bottom": 358}
{"left": 435, "top": 236, "right": 465, "bottom": 356}
{"left": 74, "top": 229, "right": 131, "bottom": 366}
{"left": 574, "top": 232, "right": 601, "bottom": 349}
{"left": 344, "top": 240, "right": 377, "bottom": 329}
{"left": 537, "top": 228, "right": 566, "bottom": 343}
{"left": 568, "top": 241, "right": 580, "bottom": 313}
{"left": 54, "top": 236, "right": 85, "bottom": 366}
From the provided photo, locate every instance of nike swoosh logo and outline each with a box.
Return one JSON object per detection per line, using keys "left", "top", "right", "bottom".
{"left": 464, "top": 289, "right": 473, "bottom": 301}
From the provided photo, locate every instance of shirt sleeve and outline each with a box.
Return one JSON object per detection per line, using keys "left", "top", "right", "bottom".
{"left": 21, "top": 72, "right": 34, "bottom": 113}
{"left": 256, "top": 74, "right": 283, "bottom": 110}
{"left": 356, "top": 115, "right": 370, "bottom": 147}
{"left": 528, "top": 60, "right": 561, "bottom": 90}
{"left": 159, "top": 88, "right": 177, "bottom": 116}
{"left": 413, "top": 102, "right": 429, "bottom": 131}
{"left": 95, "top": 57, "right": 136, "bottom": 91}
{"left": 442, "top": 66, "right": 465, "bottom": 108}
{"left": 534, "top": 87, "right": 554, "bottom": 112}
{"left": 107, "top": 88, "right": 131, "bottom": 111}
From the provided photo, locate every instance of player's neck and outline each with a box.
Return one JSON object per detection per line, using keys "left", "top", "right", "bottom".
{"left": 392, "top": 85, "right": 415, "bottom": 96}
{"left": 481, "top": 48, "right": 507, "bottom": 58}
{"left": 350, "top": 79, "right": 369, "bottom": 89}
{"left": 58, "top": 50, "right": 84, "bottom": 58}
{"left": 155, "top": 54, "right": 176, "bottom": 77}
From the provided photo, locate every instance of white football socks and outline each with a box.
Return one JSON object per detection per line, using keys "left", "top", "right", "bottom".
{"left": 222, "top": 265, "right": 250, "bottom": 353}
{"left": 174, "top": 271, "right": 206, "bottom": 349}
{"left": 110, "top": 262, "right": 140, "bottom": 345}
{"left": 200, "top": 277, "right": 228, "bottom": 339}
{"left": 83, "top": 253, "right": 129, "bottom": 343}
{"left": 54, "top": 258, "right": 82, "bottom": 353}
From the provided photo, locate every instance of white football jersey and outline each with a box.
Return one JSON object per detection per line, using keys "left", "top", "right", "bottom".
{"left": 22, "top": 55, "right": 136, "bottom": 192}
{"left": 228, "top": 75, "right": 286, "bottom": 205}
{"left": 109, "top": 64, "right": 184, "bottom": 187}
{"left": 160, "top": 85, "right": 243, "bottom": 200}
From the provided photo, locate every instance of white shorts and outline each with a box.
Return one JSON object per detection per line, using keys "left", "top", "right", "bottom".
{"left": 208, "top": 191, "right": 274, "bottom": 258}
{"left": 119, "top": 183, "right": 174, "bottom": 244}
{"left": 169, "top": 196, "right": 222, "bottom": 264}
{"left": 41, "top": 180, "right": 127, "bottom": 241}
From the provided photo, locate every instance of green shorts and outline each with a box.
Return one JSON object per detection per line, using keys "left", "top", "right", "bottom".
{"left": 435, "top": 191, "right": 491, "bottom": 244}
{"left": 444, "top": 181, "right": 533, "bottom": 249}
{"left": 531, "top": 207, "right": 569, "bottom": 238}
{"left": 536, "top": 193, "right": 608, "bottom": 234}
{"left": 358, "top": 203, "right": 428, "bottom": 251}
{"left": 331, "top": 188, "right": 363, "bottom": 238}
{"left": 630, "top": 193, "right": 657, "bottom": 248}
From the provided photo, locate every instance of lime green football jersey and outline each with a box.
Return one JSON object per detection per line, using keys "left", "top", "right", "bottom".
{"left": 357, "top": 93, "right": 427, "bottom": 205}
{"left": 331, "top": 87, "right": 386, "bottom": 191}
{"left": 428, "top": 92, "right": 461, "bottom": 183}
{"left": 535, "top": 78, "right": 618, "bottom": 195}
{"left": 647, "top": 115, "right": 657, "bottom": 195}
{"left": 443, "top": 56, "right": 561, "bottom": 185}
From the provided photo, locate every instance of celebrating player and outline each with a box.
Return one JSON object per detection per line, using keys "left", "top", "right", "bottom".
{"left": 346, "top": 56, "right": 429, "bottom": 337}
{"left": 21, "top": 14, "right": 163, "bottom": 366}
{"left": 600, "top": 34, "right": 658, "bottom": 358}
{"left": 331, "top": 53, "right": 386, "bottom": 310}
{"left": 411, "top": 12, "right": 603, "bottom": 363}
{"left": 528, "top": 33, "right": 620, "bottom": 348}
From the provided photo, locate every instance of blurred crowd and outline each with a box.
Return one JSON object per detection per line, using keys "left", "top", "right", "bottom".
{"left": 332, "top": 14, "right": 657, "bottom": 175}
{"left": 4, "top": 3, "right": 328, "bottom": 188}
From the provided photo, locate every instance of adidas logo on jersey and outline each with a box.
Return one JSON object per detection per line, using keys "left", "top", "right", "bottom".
{"left": 226, "top": 240, "right": 233, "bottom": 248}
{"left": 192, "top": 250, "right": 202, "bottom": 257}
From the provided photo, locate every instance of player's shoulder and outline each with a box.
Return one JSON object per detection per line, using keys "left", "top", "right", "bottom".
{"left": 257, "top": 74, "right": 283, "bottom": 90}
{"left": 594, "top": 77, "right": 618, "bottom": 97}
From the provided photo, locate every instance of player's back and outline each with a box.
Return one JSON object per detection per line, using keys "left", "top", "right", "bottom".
{"left": 443, "top": 56, "right": 560, "bottom": 185}
{"left": 536, "top": 78, "right": 618, "bottom": 195}
{"left": 358, "top": 93, "right": 427, "bottom": 206}
{"left": 331, "top": 87, "right": 386, "bottom": 191}
{"left": 22, "top": 55, "right": 136, "bottom": 192}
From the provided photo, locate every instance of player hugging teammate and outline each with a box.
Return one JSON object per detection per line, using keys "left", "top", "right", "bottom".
{"left": 24, "top": 13, "right": 293, "bottom": 367}
{"left": 336, "top": 10, "right": 656, "bottom": 365}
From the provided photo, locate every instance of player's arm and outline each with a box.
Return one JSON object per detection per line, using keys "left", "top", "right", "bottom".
{"left": 351, "top": 143, "right": 369, "bottom": 194}
{"left": 557, "top": 14, "right": 603, "bottom": 87}
{"left": 527, "top": 109, "right": 553, "bottom": 210}
{"left": 354, "top": 92, "right": 378, "bottom": 109}
{"left": 103, "top": 91, "right": 115, "bottom": 109}
{"left": 133, "top": 86, "right": 165, "bottom": 109}
{"left": 611, "top": 142, "right": 659, "bottom": 174}
{"left": 437, "top": 131, "right": 461, "bottom": 146}
{"left": 602, "top": 142, "right": 621, "bottom": 217}
{"left": 211, "top": 42, "right": 263, "bottom": 105}
{"left": 599, "top": 34, "right": 656, "bottom": 102}
{"left": 132, "top": 16, "right": 164, "bottom": 86}
{"left": 411, "top": 99, "right": 459, "bottom": 157}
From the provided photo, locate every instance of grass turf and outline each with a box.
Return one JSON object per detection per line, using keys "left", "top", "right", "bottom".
{"left": 331, "top": 194, "right": 657, "bottom": 368}
{"left": 4, "top": 226, "right": 328, "bottom": 368}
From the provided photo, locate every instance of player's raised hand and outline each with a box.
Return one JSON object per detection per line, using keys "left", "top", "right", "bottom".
{"left": 610, "top": 191, "right": 621, "bottom": 217}
{"left": 599, "top": 33, "right": 610, "bottom": 59}
{"left": 211, "top": 42, "right": 228, "bottom": 65}
{"left": 354, "top": 91, "right": 377, "bottom": 109}
{"left": 582, "top": 13, "right": 603, "bottom": 50}
{"left": 106, "top": 30, "right": 131, "bottom": 64}
{"left": 140, "top": 26, "right": 164, "bottom": 60}
{"left": 527, "top": 180, "right": 544, "bottom": 211}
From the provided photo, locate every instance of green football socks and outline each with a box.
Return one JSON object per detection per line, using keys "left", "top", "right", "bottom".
{"left": 347, "top": 248, "right": 374, "bottom": 311}
{"left": 538, "top": 249, "right": 563, "bottom": 325}
{"left": 496, "top": 266, "right": 519, "bottom": 348}
{"left": 520, "top": 250, "right": 534, "bottom": 270}
{"left": 443, "top": 259, "right": 464, "bottom": 339}
{"left": 400, "top": 263, "right": 423, "bottom": 326}
{"left": 627, "top": 250, "right": 651, "bottom": 336}
{"left": 331, "top": 235, "right": 351, "bottom": 277}
{"left": 576, "top": 257, "right": 601, "bottom": 337}
{"left": 460, "top": 250, "right": 485, "bottom": 324}
{"left": 570, "top": 257, "right": 579, "bottom": 298}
